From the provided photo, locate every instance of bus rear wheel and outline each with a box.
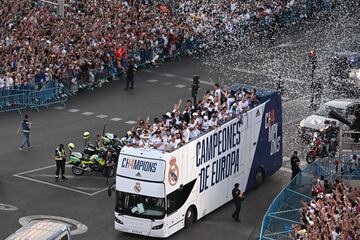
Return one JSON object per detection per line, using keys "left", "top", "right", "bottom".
{"left": 184, "top": 206, "right": 197, "bottom": 228}
{"left": 254, "top": 168, "right": 265, "bottom": 188}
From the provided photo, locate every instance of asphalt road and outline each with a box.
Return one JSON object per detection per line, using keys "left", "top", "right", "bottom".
{"left": 1, "top": 3, "right": 359, "bottom": 239}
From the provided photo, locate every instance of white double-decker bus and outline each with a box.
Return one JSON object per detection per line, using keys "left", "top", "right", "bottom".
{"left": 112, "top": 87, "right": 282, "bottom": 238}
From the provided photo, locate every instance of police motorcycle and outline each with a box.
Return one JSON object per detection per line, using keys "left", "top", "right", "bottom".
{"left": 305, "top": 123, "right": 338, "bottom": 164}
{"left": 67, "top": 142, "right": 116, "bottom": 177}
{"left": 102, "top": 132, "right": 127, "bottom": 155}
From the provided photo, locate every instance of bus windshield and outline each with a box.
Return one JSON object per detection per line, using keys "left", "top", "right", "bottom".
{"left": 115, "top": 191, "right": 165, "bottom": 220}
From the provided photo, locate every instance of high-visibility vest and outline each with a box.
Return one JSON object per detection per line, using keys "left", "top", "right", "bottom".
{"left": 55, "top": 148, "right": 65, "bottom": 161}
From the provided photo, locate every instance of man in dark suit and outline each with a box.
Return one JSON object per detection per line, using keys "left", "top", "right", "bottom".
{"left": 124, "top": 59, "right": 134, "bottom": 90}
{"left": 231, "top": 183, "right": 245, "bottom": 222}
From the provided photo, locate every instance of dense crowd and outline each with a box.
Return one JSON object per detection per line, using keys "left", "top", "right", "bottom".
{"left": 291, "top": 177, "right": 360, "bottom": 240}
{"left": 0, "top": 0, "right": 318, "bottom": 91}
{"left": 125, "top": 83, "right": 257, "bottom": 151}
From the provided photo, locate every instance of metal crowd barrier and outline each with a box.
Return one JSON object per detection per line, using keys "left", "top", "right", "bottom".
{"left": 0, "top": 83, "right": 68, "bottom": 113}
{"left": 259, "top": 155, "right": 360, "bottom": 240}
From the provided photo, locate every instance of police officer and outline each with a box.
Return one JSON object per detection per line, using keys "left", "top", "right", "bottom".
{"left": 231, "top": 183, "right": 245, "bottom": 222}
{"left": 290, "top": 151, "right": 301, "bottom": 180}
{"left": 55, "top": 144, "right": 67, "bottom": 182}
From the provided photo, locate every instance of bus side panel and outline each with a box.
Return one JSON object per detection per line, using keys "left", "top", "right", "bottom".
{"left": 245, "top": 94, "right": 283, "bottom": 191}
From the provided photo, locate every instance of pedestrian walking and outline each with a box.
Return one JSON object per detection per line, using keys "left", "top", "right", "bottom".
{"left": 124, "top": 59, "right": 134, "bottom": 90}
{"left": 231, "top": 183, "right": 245, "bottom": 222}
{"left": 17, "top": 114, "right": 32, "bottom": 151}
{"left": 104, "top": 150, "right": 115, "bottom": 184}
{"left": 55, "top": 144, "right": 67, "bottom": 182}
{"left": 290, "top": 151, "right": 301, "bottom": 180}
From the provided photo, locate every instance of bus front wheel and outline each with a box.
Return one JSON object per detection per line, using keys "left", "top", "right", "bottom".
{"left": 184, "top": 206, "right": 197, "bottom": 228}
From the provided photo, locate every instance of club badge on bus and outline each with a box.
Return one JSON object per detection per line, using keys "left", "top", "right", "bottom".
{"left": 168, "top": 157, "right": 179, "bottom": 186}
{"left": 134, "top": 182, "right": 141, "bottom": 193}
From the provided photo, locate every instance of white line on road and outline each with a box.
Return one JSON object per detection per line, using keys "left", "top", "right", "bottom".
{"left": 160, "top": 73, "right": 176, "bottom": 77}
{"left": 144, "top": 70, "right": 213, "bottom": 86}
{"left": 15, "top": 165, "right": 56, "bottom": 175}
{"left": 174, "top": 84, "right": 186, "bottom": 88}
{"left": 96, "top": 114, "right": 108, "bottom": 119}
{"left": 89, "top": 187, "right": 110, "bottom": 196}
{"left": 68, "top": 109, "right": 80, "bottom": 113}
{"left": 146, "top": 79, "right": 158, "bottom": 83}
{"left": 82, "top": 112, "right": 94, "bottom": 116}
{"left": 162, "top": 82, "right": 172, "bottom": 86}
{"left": 54, "top": 106, "right": 66, "bottom": 110}
{"left": 125, "top": 120, "right": 137, "bottom": 125}
{"left": 13, "top": 174, "right": 93, "bottom": 196}
{"left": 110, "top": 117, "right": 122, "bottom": 122}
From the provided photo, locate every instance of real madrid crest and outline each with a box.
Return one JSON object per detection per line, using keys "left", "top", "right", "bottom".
{"left": 168, "top": 157, "right": 179, "bottom": 186}
{"left": 134, "top": 182, "right": 141, "bottom": 193}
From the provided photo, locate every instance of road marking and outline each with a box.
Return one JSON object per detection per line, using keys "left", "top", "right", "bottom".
{"left": 82, "top": 112, "right": 94, "bottom": 116}
{"left": 54, "top": 106, "right": 66, "bottom": 110}
{"left": 144, "top": 70, "right": 213, "bottom": 86}
{"left": 19, "top": 215, "right": 88, "bottom": 235}
{"left": 13, "top": 174, "right": 94, "bottom": 196}
{"left": 96, "top": 114, "right": 108, "bottom": 119}
{"left": 175, "top": 84, "right": 186, "bottom": 88}
{"left": 147, "top": 79, "right": 158, "bottom": 83}
{"left": 160, "top": 73, "right": 175, "bottom": 77}
{"left": 68, "top": 109, "right": 80, "bottom": 113}
{"left": 15, "top": 165, "right": 56, "bottom": 175}
{"left": 125, "top": 120, "right": 137, "bottom": 125}
{"left": 111, "top": 117, "right": 122, "bottom": 121}
{"left": 0, "top": 203, "right": 18, "bottom": 211}
{"left": 162, "top": 82, "right": 172, "bottom": 86}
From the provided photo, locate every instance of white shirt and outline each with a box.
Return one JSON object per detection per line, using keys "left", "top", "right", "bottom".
{"left": 214, "top": 88, "right": 222, "bottom": 99}
{"left": 189, "top": 128, "right": 200, "bottom": 139}
{"left": 202, "top": 120, "right": 211, "bottom": 131}
{"left": 239, "top": 100, "right": 249, "bottom": 111}
{"left": 182, "top": 128, "right": 190, "bottom": 143}
{"left": 5, "top": 77, "right": 13, "bottom": 88}
{"left": 168, "top": 140, "right": 178, "bottom": 150}
{"left": 0, "top": 78, "right": 4, "bottom": 88}
{"left": 209, "top": 118, "right": 218, "bottom": 128}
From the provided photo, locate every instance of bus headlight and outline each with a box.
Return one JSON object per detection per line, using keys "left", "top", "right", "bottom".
{"left": 152, "top": 224, "right": 164, "bottom": 230}
{"left": 115, "top": 216, "right": 123, "bottom": 224}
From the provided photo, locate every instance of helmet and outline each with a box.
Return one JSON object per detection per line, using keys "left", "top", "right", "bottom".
{"left": 83, "top": 131, "right": 90, "bottom": 140}
{"left": 105, "top": 133, "right": 114, "bottom": 140}
{"left": 68, "top": 143, "right": 75, "bottom": 151}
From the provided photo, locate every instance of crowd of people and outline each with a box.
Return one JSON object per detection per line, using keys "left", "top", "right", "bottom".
{"left": 124, "top": 83, "right": 257, "bottom": 151}
{"left": 291, "top": 177, "right": 360, "bottom": 240}
{"left": 0, "top": 0, "right": 321, "bottom": 92}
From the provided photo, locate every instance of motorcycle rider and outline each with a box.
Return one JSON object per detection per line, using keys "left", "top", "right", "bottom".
{"left": 95, "top": 134, "right": 104, "bottom": 150}
{"left": 55, "top": 144, "right": 67, "bottom": 182}
{"left": 324, "top": 121, "right": 339, "bottom": 157}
